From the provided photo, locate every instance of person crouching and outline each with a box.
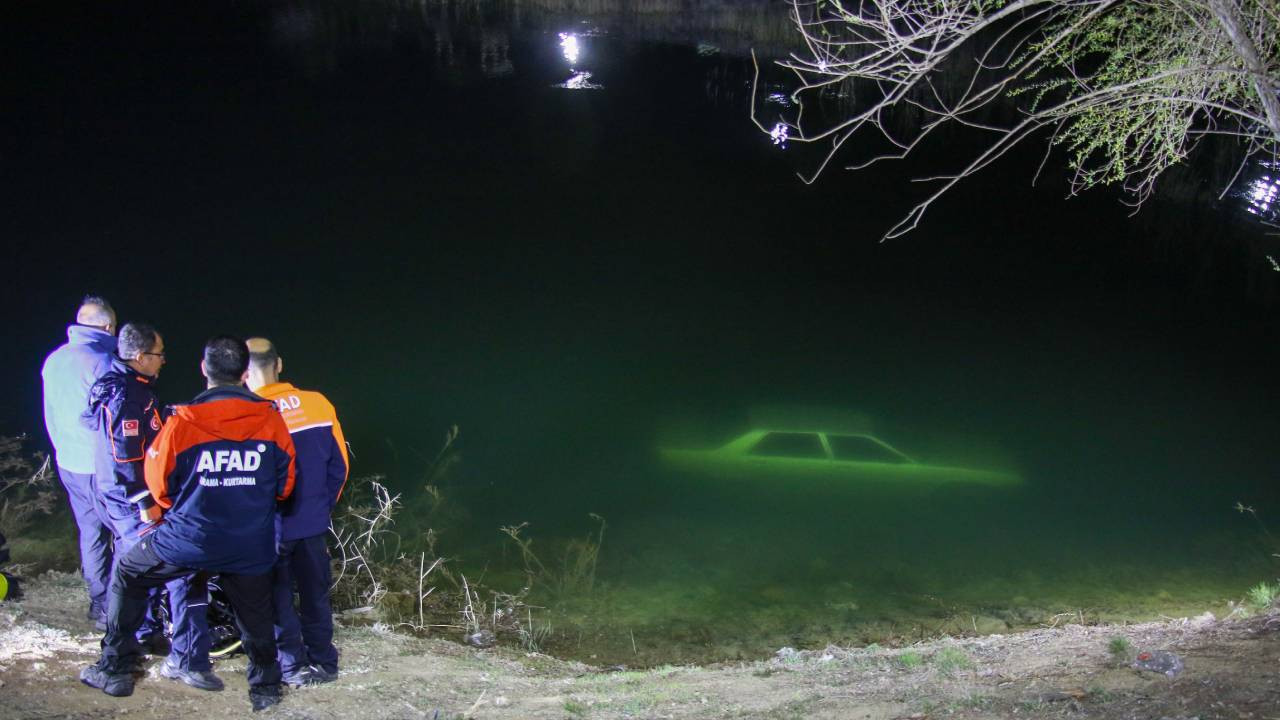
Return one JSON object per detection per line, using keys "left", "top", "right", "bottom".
{"left": 80, "top": 336, "right": 297, "bottom": 712}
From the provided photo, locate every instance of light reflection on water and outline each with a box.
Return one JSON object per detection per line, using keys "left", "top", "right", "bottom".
{"left": 557, "top": 70, "right": 603, "bottom": 90}
{"left": 769, "top": 122, "right": 789, "bottom": 147}
{"left": 558, "top": 32, "right": 580, "bottom": 64}
{"left": 555, "top": 31, "right": 604, "bottom": 90}
{"left": 1246, "top": 170, "right": 1278, "bottom": 217}
{"left": 764, "top": 91, "right": 792, "bottom": 107}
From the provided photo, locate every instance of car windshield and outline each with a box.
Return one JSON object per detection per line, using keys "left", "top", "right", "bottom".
{"left": 749, "top": 432, "right": 827, "bottom": 459}
{"left": 827, "top": 435, "right": 909, "bottom": 464}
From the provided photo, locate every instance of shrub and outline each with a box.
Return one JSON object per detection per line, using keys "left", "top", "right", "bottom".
{"left": 1106, "top": 636, "right": 1132, "bottom": 664}
{"left": 1245, "top": 581, "right": 1279, "bottom": 611}
{"left": 0, "top": 436, "right": 58, "bottom": 539}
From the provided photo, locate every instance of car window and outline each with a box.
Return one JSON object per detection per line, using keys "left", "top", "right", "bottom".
{"left": 827, "top": 435, "right": 908, "bottom": 463}
{"left": 749, "top": 432, "right": 827, "bottom": 459}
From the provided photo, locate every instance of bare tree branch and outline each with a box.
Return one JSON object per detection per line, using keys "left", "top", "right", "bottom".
{"left": 754, "top": 0, "right": 1280, "bottom": 239}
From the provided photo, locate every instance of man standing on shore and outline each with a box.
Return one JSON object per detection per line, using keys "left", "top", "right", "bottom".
{"left": 84, "top": 322, "right": 217, "bottom": 683}
{"left": 245, "top": 337, "right": 348, "bottom": 686}
{"left": 81, "top": 335, "right": 295, "bottom": 711}
{"left": 40, "top": 296, "right": 117, "bottom": 627}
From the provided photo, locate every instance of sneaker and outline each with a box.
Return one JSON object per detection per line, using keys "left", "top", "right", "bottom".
{"left": 282, "top": 665, "right": 317, "bottom": 688}
{"left": 249, "top": 685, "right": 283, "bottom": 712}
{"left": 80, "top": 665, "right": 134, "bottom": 697}
{"left": 307, "top": 665, "right": 338, "bottom": 684}
{"left": 159, "top": 657, "right": 225, "bottom": 691}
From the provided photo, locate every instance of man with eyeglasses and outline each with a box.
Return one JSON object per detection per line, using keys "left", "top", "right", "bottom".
{"left": 84, "top": 323, "right": 221, "bottom": 692}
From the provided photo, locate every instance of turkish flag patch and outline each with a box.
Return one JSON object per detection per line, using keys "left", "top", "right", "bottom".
{"left": 122, "top": 419, "right": 139, "bottom": 437}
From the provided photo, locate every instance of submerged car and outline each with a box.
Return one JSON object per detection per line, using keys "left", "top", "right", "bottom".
{"left": 660, "top": 427, "right": 1020, "bottom": 488}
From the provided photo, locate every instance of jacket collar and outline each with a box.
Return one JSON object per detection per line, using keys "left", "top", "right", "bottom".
{"left": 109, "top": 356, "right": 153, "bottom": 385}
{"left": 192, "top": 384, "right": 266, "bottom": 405}
{"left": 254, "top": 381, "right": 297, "bottom": 396}
{"left": 67, "top": 324, "right": 117, "bottom": 351}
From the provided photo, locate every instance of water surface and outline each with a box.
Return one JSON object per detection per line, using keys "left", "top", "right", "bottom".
{"left": 6, "top": 0, "right": 1280, "bottom": 664}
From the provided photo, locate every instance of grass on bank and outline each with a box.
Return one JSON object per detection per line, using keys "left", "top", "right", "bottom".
{"left": 326, "top": 427, "right": 611, "bottom": 655}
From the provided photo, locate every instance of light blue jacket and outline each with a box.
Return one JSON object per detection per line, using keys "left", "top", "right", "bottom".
{"left": 42, "top": 325, "right": 117, "bottom": 473}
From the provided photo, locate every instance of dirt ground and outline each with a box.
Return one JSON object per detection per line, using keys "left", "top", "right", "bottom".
{"left": 2, "top": 571, "right": 1279, "bottom": 720}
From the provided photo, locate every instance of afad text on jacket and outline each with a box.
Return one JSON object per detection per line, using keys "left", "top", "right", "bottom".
{"left": 253, "top": 382, "right": 349, "bottom": 541}
{"left": 144, "top": 385, "right": 296, "bottom": 576}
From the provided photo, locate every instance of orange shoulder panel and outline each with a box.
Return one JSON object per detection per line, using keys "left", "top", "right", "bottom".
{"left": 143, "top": 420, "right": 178, "bottom": 509}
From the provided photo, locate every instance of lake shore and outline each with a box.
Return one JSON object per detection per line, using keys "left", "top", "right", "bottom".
{"left": 3, "top": 571, "right": 1277, "bottom": 719}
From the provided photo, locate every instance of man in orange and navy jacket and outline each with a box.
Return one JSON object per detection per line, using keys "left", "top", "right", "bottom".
{"left": 81, "top": 336, "right": 296, "bottom": 712}
{"left": 246, "top": 337, "right": 348, "bottom": 687}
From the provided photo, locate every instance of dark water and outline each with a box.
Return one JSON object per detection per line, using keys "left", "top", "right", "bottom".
{"left": 6, "top": 0, "right": 1280, "bottom": 664}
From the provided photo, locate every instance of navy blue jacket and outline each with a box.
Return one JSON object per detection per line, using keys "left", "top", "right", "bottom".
{"left": 83, "top": 358, "right": 162, "bottom": 504}
{"left": 254, "top": 382, "right": 349, "bottom": 541}
{"left": 144, "top": 385, "right": 296, "bottom": 576}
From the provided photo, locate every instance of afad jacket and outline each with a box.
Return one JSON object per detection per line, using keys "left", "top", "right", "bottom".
{"left": 143, "top": 385, "right": 296, "bottom": 576}
{"left": 83, "top": 357, "right": 162, "bottom": 504}
{"left": 43, "top": 325, "right": 118, "bottom": 474}
{"left": 253, "top": 382, "right": 349, "bottom": 542}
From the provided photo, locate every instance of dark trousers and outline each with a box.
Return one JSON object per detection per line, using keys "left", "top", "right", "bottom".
{"left": 273, "top": 533, "right": 338, "bottom": 673}
{"left": 92, "top": 483, "right": 204, "bottom": 658}
{"left": 56, "top": 467, "right": 112, "bottom": 612}
{"left": 98, "top": 539, "right": 282, "bottom": 689}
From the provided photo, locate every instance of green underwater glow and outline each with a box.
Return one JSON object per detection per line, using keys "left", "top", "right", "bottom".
{"left": 660, "top": 428, "right": 1021, "bottom": 488}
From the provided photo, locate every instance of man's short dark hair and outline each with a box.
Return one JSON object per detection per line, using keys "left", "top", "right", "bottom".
{"left": 204, "top": 335, "right": 250, "bottom": 385}
{"left": 248, "top": 339, "right": 279, "bottom": 369}
{"left": 77, "top": 295, "right": 115, "bottom": 327}
{"left": 118, "top": 323, "right": 159, "bottom": 360}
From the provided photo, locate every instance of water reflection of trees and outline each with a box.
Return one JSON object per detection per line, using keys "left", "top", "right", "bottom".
{"left": 269, "top": 0, "right": 516, "bottom": 79}
{"left": 264, "top": 0, "right": 1280, "bottom": 302}
{"left": 268, "top": 0, "right": 800, "bottom": 75}
{"left": 512, "top": 0, "right": 800, "bottom": 56}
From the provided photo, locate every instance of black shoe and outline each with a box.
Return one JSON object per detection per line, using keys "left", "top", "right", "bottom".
{"left": 249, "top": 685, "right": 283, "bottom": 712}
{"left": 80, "top": 665, "right": 134, "bottom": 697}
{"left": 138, "top": 633, "right": 170, "bottom": 656}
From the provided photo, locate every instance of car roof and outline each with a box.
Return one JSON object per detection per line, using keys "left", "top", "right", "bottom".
{"left": 747, "top": 405, "right": 874, "bottom": 435}
{"left": 754, "top": 429, "right": 879, "bottom": 437}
